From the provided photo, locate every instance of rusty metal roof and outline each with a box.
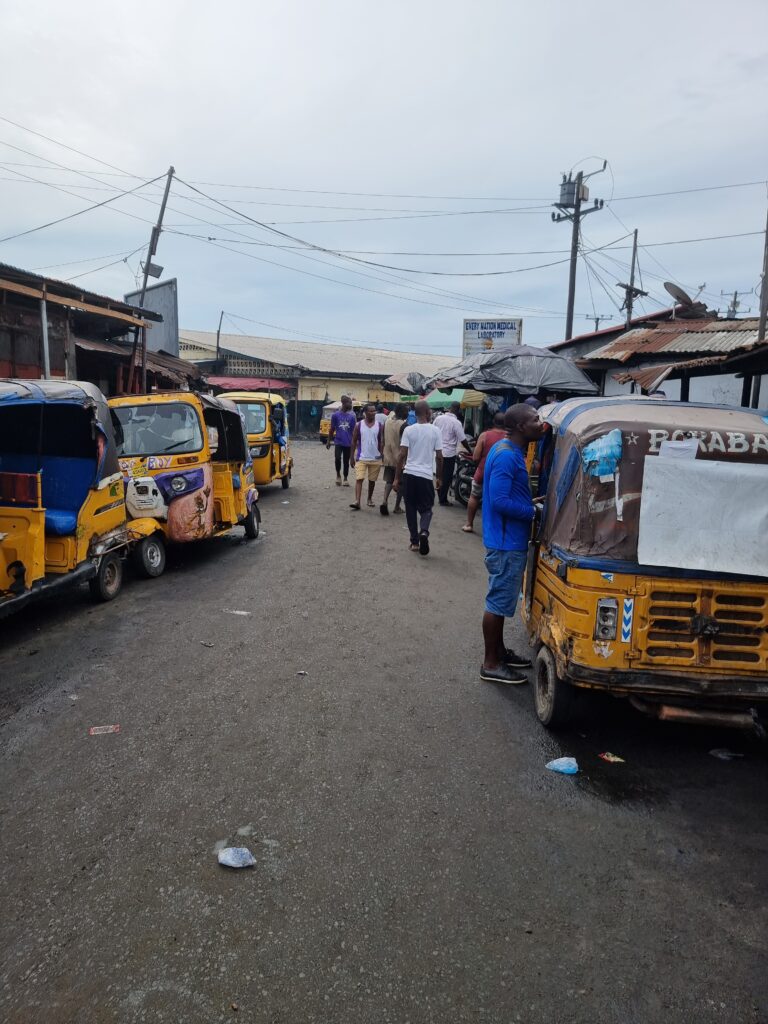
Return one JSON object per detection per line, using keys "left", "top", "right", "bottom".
{"left": 587, "top": 318, "right": 762, "bottom": 363}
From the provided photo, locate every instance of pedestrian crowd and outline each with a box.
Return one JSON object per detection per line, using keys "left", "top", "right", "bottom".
{"left": 326, "top": 393, "right": 547, "bottom": 684}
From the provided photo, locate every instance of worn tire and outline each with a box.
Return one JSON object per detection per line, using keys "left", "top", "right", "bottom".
{"left": 88, "top": 551, "right": 124, "bottom": 603}
{"left": 281, "top": 473, "right": 290, "bottom": 489}
{"left": 534, "top": 645, "right": 574, "bottom": 729}
{"left": 243, "top": 504, "right": 261, "bottom": 539}
{"left": 132, "top": 535, "right": 166, "bottom": 579}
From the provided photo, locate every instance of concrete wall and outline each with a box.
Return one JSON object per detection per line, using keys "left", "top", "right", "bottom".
{"left": 297, "top": 377, "right": 400, "bottom": 403}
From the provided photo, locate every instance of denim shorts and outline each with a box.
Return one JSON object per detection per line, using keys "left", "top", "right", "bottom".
{"left": 484, "top": 547, "right": 527, "bottom": 618}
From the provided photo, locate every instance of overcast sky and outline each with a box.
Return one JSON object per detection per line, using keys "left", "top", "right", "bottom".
{"left": 1, "top": 0, "right": 767, "bottom": 359}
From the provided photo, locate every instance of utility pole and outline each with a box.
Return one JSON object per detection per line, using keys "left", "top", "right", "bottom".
{"left": 752, "top": 204, "right": 768, "bottom": 408}
{"left": 552, "top": 161, "right": 606, "bottom": 340}
{"left": 585, "top": 314, "right": 612, "bottom": 332}
{"left": 215, "top": 310, "right": 225, "bottom": 369}
{"left": 617, "top": 229, "right": 648, "bottom": 326}
{"left": 127, "top": 165, "right": 175, "bottom": 393}
{"left": 720, "top": 289, "right": 751, "bottom": 319}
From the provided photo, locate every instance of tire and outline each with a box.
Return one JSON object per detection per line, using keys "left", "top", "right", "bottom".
{"left": 132, "top": 535, "right": 166, "bottom": 579}
{"left": 534, "top": 645, "right": 574, "bottom": 729}
{"left": 243, "top": 503, "right": 261, "bottom": 539}
{"left": 88, "top": 551, "right": 124, "bottom": 603}
{"left": 281, "top": 473, "right": 290, "bottom": 489}
{"left": 455, "top": 473, "right": 471, "bottom": 507}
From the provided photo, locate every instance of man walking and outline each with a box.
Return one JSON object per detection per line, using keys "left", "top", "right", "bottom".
{"left": 393, "top": 400, "right": 443, "bottom": 555}
{"left": 434, "top": 401, "right": 470, "bottom": 506}
{"left": 380, "top": 403, "right": 407, "bottom": 515}
{"left": 461, "top": 411, "right": 506, "bottom": 534}
{"left": 480, "top": 404, "right": 545, "bottom": 684}
{"left": 328, "top": 395, "right": 357, "bottom": 487}
{"left": 349, "top": 403, "right": 384, "bottom": 510}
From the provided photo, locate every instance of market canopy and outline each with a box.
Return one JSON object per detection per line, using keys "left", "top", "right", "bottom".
{"left": 425, "top": 388, "right": 486, "bottom": 409}
{"left": 427, "top": 345, "right": 599, "bottom": 396}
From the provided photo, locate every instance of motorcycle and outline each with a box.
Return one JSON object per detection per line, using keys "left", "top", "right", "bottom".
{"left": 453, "top": 442, "right": 476, "bottom": 508}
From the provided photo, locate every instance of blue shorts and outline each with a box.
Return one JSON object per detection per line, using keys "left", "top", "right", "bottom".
{"left": 484, "top": 548, "right": 527, "bottom": 618}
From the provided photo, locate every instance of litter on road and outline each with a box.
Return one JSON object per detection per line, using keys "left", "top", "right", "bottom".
{"left": 709, "top": 749, "right": 745, "bottom": 761}
{"left": 545, "top": 756, "right": 579, "bottom": 775}
{"left": 218, "top": 847, "right": 256, "bottom": 869}
{"left": 599, "top": 752, "right": 625, "bottom": 763}
{"left": 297, "top": 670, "right": 308, "bottom": 677}
{"left": 88, "top": 724, "right": 120, "bottom": 736}
{"left": 199, "top": 641, "right": 215, "bottom": 648}
{"left": 223, "top": 609, "right": 252, "bottom": 616}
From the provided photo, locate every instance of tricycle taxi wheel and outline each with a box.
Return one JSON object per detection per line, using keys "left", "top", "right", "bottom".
{"left": 244, "top": 504, "right": 261, "bottom": 539}
{"left": 281, "top": 472, "right": 290, "bottom": 489}
{"left": 88, "top": 551, "right": 124, "bottom": 603}
{"left": 534, "top": 645, "right": 574, "bottom": 729}
{"left": 132, "top": 535, "right": 166, "bottom": 579}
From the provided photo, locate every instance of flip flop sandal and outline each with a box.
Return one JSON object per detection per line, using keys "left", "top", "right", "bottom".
{"left": 461, "top": 525, "right": 474, "bottom": 533}
{"left": 349, "top": 503, "right": 361, "bottom": 510}
{"left": 367, "top": 500, "right": 375, "bottom": 507}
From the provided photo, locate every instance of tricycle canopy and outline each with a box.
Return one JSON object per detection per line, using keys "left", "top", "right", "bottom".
{"left": 539, "top": 396, "right": 768, "bottom": 575}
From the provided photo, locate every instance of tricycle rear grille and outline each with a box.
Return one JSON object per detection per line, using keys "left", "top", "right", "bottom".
{"left": 640, "top": 585, "right": 768, "bottom": 674}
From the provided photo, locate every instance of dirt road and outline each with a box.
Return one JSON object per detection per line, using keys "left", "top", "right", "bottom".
{"left": 1, "top": 440, "right": 767, "bottom": 1023}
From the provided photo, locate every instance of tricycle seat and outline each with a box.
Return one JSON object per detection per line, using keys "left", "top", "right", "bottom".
{"left": 44, "top": 509, "right": 79, "bottom": 536}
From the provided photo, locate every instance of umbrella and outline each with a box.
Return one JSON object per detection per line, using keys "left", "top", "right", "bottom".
{"left": 383, "top": 371, "right": 428, "bottom": 395}
{"left": 427, "top": 345, "right": 599, "bottom": 396}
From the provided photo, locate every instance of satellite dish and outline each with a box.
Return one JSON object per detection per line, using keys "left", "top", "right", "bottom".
{"left": 664, "top": 281, "right": 694, "bottom": 307}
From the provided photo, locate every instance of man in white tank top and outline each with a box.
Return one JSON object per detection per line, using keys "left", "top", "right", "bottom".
{"left": 349, "top": 403, "right": 384, "bottom": 510}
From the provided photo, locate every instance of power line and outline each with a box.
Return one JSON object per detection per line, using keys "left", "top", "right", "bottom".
{"left": 64, "top": 244, "right": 147, "bottom": 282}
{"left": 0, "top": 169, "right": 165, "bottom": 245}
{"left": 222, "top": 312, "right": 454, "bottom": 353}
{"left": 31, "top": 248, "right": 142, "bottom": 271}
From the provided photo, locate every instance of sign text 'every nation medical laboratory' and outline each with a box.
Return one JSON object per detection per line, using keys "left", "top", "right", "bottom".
{"left": 463, "top": 318, "right": 522, "bottom": 356}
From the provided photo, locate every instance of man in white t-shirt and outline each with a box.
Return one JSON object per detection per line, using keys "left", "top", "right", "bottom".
{"left": 393, "top": 400, "right": 443, "bottom": 556}
{"left": 433, "top": 401, "right": 471, "bottom": 506}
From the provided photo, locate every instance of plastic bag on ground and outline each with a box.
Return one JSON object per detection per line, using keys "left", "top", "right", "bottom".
{"left": 217, "top": 847, "right": 256, "bottom": 868}
{"left": 545, "top": 756, "right": 579, "bottom": 775}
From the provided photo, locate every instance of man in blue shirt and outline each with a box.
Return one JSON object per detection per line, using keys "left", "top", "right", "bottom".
{"left": 481, "top": 404, "right": 545, "bottom": 685}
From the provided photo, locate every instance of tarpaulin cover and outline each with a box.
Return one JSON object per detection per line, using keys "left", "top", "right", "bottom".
{"left": 539, "top": 397, "right": 768, "bottom": 565}
{"left": 383, "top": 371, "right": 428, "bottom": 395}
{"left": 427, "top": 346, "right": 599, "bottom": 395}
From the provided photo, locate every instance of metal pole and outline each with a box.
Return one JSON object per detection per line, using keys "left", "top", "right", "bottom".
{"left": 215, "top": 309, "right": 224, "bottom": 368}
{"left": 40, "top": 290, "right": 51, "bottom": 379}
{"left": 294, "top": 376, "right": 300, "bottom": 434}
{"left": 128, "top": 165, "right": 175, "bottom": 393}
{"left": 626, "top": 229, "right": 638, "bottom": 327}
{"left": 564, "top": 171, "right": 583, "bottom": 340}
{"left": 757, "top": 204, "right": 768, "bottom": 345}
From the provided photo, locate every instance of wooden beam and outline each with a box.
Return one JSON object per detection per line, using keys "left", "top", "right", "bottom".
{"left": 0, "top": 277, "right": 149, "bottom": 328}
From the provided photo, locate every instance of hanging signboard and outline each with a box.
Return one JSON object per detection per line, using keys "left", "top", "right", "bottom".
{"left": 462, "top": 318, "right": 523, "bottom": 357}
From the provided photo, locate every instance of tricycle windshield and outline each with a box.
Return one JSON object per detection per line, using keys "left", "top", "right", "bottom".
{"left": 114, "top": 402, "right": 204, "bottom": 457}
{"left": 238, "top": 402, "right": 268, "bottom": 435}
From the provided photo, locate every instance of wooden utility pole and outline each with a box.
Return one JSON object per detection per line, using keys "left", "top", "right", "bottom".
{"left": 552, "top": 163, "right": 606, "bottom": 340}
{"left": 751, "top": 204, "right": 768, "bottom": 408}
{"left": 215, "top": 310, "right": 225, "bottom": 369}
{"left": 617, "top": 230, "right": 648, "bottom": 326}
{"left": 127, "top": 165, "right": 175, "bottom": 393}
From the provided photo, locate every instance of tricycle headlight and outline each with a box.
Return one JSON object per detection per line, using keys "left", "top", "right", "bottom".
{"left": 170, "top": 475, "right": 187, "bottom": 493}
{"left": 594, "top": 597, "right": 618, "bottom": 640}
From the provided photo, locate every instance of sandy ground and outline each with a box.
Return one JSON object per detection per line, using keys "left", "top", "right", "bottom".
{"left": 1, "top": 439, "right": 767, "bottom": 1024}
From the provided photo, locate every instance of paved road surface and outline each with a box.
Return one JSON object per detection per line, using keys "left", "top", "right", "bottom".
{"left": 1, "top": 440, "right": 767, "bottom": 1023}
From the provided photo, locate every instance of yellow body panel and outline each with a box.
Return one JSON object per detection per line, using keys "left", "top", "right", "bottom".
{"left": 525, "top": 552, "right": 768, "bottom": 699}
{"left": 218, "top": 392, "right": 293, "bottom": 486}
{"left": 0, "top": 506, "right": 46, "bottom": 589}
{"left": 110, "top": 392, "right": 256, "bottom": 542}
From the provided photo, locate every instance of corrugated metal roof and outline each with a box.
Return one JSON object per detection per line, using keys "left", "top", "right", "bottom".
{"left": 180, "top": 330, "right": 454, "bottom": 378}
{"left": 611, "top": 355, "right": 728, "bottom": 391}
{"left": 587, "top": 318, "right": 762, "bottom": 363}
{"left": 0, "top": 262, "right": 162, "bottom": 321}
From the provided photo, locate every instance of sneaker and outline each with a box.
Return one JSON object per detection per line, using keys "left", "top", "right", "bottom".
{"left": 418, "top": 533, "right": 430, "bottom": 556}
{"left": 342, "top": 480, "right": 350, "bottom": 487}
{"left": 504, "top": 648, "right": 533, "bottom": 669}
{"left": 480, "top": 664, "right": 528, "bottom": 685}
{"left": 380, "top": 504, "right": 389, "bottom": 516}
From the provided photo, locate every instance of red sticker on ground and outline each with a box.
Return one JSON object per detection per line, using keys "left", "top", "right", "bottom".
{"left": 88, "top": 724, "right": 121, "bottom": 736}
